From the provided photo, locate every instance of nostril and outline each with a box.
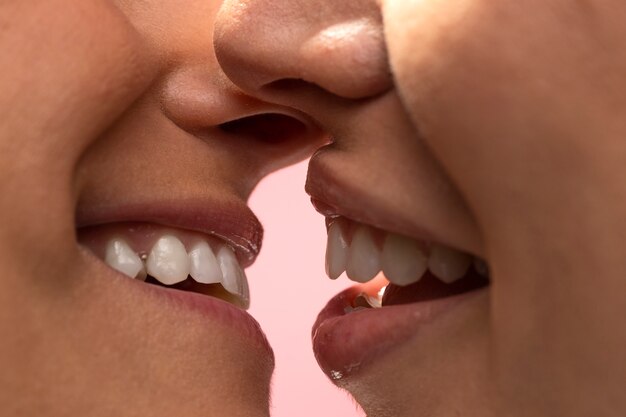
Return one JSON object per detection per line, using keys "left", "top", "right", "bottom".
{"left": 219, "top": 113, "right": 307, "bottom": 145}
{"left": 218, "top": 113, "right": 329, "bottom": 173}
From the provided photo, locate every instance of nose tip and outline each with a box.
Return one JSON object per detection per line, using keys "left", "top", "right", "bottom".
{"left": 214, "top": 0, "right": 392, "bottom": 101}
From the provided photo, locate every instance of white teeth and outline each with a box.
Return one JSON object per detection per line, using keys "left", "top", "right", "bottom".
{"left": 216, "top": 246, "right": 250, "bottom": 309}
{"left": 427, "top": 244, "right": 472, "bottom": 284}
{"left": 354, "top": 293, "right": 382, "bottom": 309}
{"left": 146, "top": 235, "right": 190, "bottom": 285}
{"left": 324, "top": 218, "right": 484, "bottom": 287}
{"left": 99, "top": 233, "right": 250, "bottom": 308}
{"left": 346, "top": 226, "right": 381, "bottom": 283}
{"left": 188, "top": 241, "right": 223, "bottom": 284}
{"left": 105, "top": 238, "right": 146, "bottom": 280}
{"left": 381, "top": 233, "right": 428, "bottom": 286}
{"left": 325, "top": 220, "right": 349, "bottom": 280}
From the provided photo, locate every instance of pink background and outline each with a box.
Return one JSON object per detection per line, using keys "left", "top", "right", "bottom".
{"left": 248, "top": 161, "right": 364, "bottom": 417}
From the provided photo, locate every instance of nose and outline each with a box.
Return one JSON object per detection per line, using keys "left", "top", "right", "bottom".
{"left": 112, "top": 0, "right": 328, "bottom": 185}
{"left": 161, "top": 63, "right": 325, "bottom": 177}
{"left": 157, "top": 42, "right": 329, "bottom": 189}
{"left": 214, "top": 0, "right": 392, "bottom": 102}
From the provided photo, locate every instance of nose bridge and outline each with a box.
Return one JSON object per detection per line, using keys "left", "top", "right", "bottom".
{"left": 215, "top": 0, "right": 391, "bottom": 100}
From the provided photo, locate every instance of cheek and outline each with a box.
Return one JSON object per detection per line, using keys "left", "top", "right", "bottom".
{"left": 383, "top": 0, "right": 626, "bottom": 228}
{"left": 383, "top": 0, "right": 553, "bottom": 165}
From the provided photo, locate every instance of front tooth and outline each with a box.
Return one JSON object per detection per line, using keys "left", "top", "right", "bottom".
{"left": 216, "top": 246, "right": 250, "bottom": 309}
{"left": 381, "top": 233, "right": 428, "bottom": 286}
{"left": 428, "top": 244, "right": 472, "bottom": 284}
{"left": 189, "top": 241, "right": 223, "bottom": 284}
{"left": 346, "top": 226, "right": 381, "bottom": 283}
{"left": 325, "top": 220, "right": 348, "bottom": 280}
{"left": 146, "top": 235, "right": 190, "bottom": 285}
{"left": 105, "top": 238, "right": 146, "bottom": 280}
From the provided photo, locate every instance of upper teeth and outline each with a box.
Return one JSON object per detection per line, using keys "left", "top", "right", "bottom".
{"left": 103, "top": 234, "right": 249, "bottom": 306}
{"left": 105, "top": 239, "right": 147, "bottom": 282}
{"left": 325, "top": 219, "right": 349, "bottom": 280}
{"left": 381, "top": 233, "right": 428, "bottom": 286}
{"left": 146, "top": 235, "right": 191, "bottom": 285}
{"left": 427, "top": 244, "right": 472, "bottom": 284}
{"left": 216, "top": 245, "right": 250, "bottom": 302}
{"left": 188, "top": 241, "right": 223, "bottom": 285}
{"left": 326, "top": 218, "right": 484, "bottom": 286}
{"left": 346, "top": 226, "right": 381, "bottom": 283}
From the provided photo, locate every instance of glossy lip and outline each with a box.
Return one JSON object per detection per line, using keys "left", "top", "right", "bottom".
{"left": 142, "top": 274, "right": 273, "bottom": 357}
{"left": 75, "top": 196, "right": 273, "bottom": 360}
{"left": 81, "top": 246, "right": 274, "bottom": 358}
{"left": 76, "top": 196, "right": 263, "bottom": 267}
{"left": 312, "top": 284, "right": 486, "bottom": 381}
{"left": 307, "top": 146, "right": 488, "bottom": 381}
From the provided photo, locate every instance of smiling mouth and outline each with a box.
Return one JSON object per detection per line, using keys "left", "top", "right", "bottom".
{"left": 310, "top": 209, "right": 491, "bottom": 381}
{"left": 79, "top": 222, "right": 251, "bottom": 309}
{"left": 324, "top": 216, "right": 490, "bottom": 310}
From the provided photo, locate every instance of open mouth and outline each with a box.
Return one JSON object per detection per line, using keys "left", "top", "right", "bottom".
{"left": 78, "top": 222, "right": 252, "bottom": 309}
{"left": 325, "top": 216, "right": 490, "bottom": 310}
{"left": 312, "top": 214, "right": 491, "bottom": 381}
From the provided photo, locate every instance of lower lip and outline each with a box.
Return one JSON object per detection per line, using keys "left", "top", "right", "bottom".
{"left": 84, "top": 248, "right": 274, "bottom": 360}
{"left": 312, "top": 286, "right": 486, "bottom": 381}
{"left": 145, "top": 282, "right": 274, "bottom": 357}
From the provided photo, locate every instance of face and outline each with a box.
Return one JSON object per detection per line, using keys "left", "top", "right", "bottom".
{"left": 0, "top": 1, "right": 323, "bottom": 415}
{"left": 215, "top": 0, "right": 626, "bottom": 416}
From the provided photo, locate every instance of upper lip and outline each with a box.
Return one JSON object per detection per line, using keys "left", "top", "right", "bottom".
{"left": 306, "top": 146, "right": 442, "bottom": 245}
{"left": 75, "top": 196, "right": 263, "bottom": 268}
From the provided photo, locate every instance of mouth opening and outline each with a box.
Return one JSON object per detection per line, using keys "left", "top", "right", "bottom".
{"left": 381, "top": 269, "right": 489, "bottom": 306}
{"left": 144, "top": 276, "right": 247, "bottom": 308}
{"left": 349, "top": 267, "right": 490, "bottom": 315}
{"left": 324, "top": 215, "right": 491, "bottom": 312}
{"left": 78, "top": 222, "right": 251, "bottom": 309}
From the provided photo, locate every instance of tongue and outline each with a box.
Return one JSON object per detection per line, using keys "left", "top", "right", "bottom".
{"left": 381, "top": 270, "right": 489, "bottom": 306}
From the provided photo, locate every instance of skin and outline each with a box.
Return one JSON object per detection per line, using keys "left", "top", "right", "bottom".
{"left": 0, "top": 1, "right": 322, "bottom": 416}
{"left": 214, "top": 0, "right": 626, "bottom": 416}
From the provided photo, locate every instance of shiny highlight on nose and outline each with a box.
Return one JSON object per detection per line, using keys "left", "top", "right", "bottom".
{"left": 215, "top": 0, "right": 392, "bottom": 100}
{"left": 299, "top": 18, "right": 391, "bottom": 98}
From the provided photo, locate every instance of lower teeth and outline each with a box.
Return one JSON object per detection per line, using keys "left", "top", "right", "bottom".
{"left": 344, "top": 260, "right": 491, "bottom": 313}
{"left": 344, "top": 293, "right": 383, "bottom": 313}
